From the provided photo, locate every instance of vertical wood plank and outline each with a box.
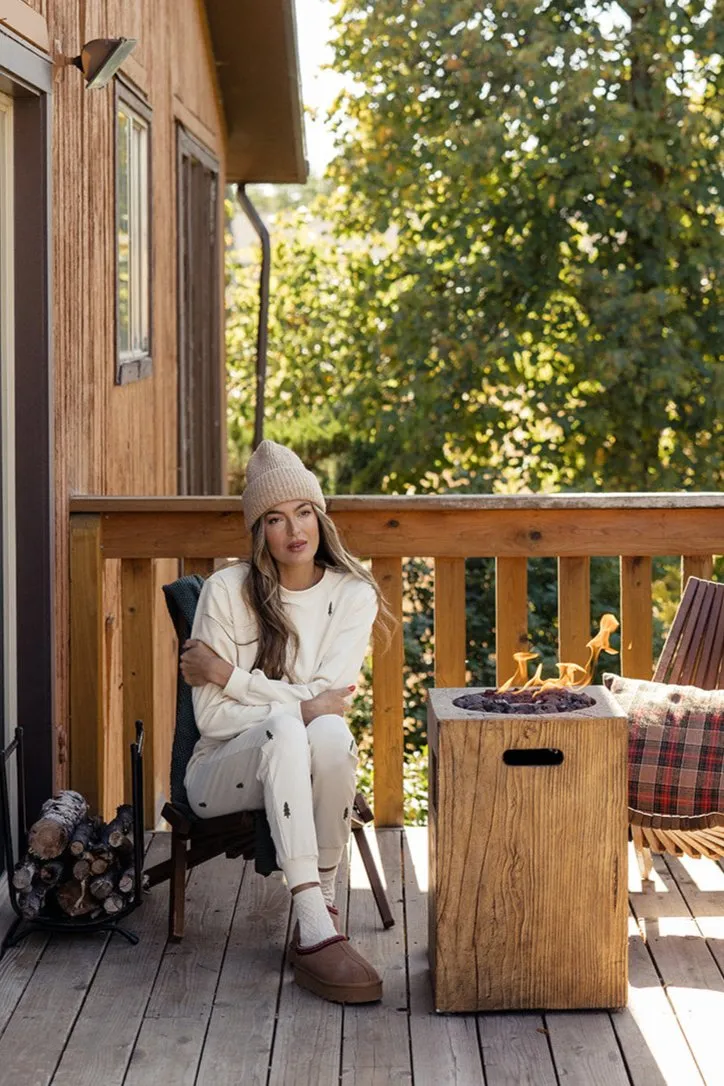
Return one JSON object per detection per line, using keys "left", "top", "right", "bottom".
{"left": 403, "top": 828, "right": 487, "bottom": 1084}
{"left": 121, "top": 558, "right": 157, "bottom": 826}
{"left": 103, "top": 562, "right": 125, "bottom": 817}
{"left": 494, "top": 557, "right": 528, "bottom": 687}
{"left": 434, "top": 558, "right": 466, "bottom": 688}
{"left": 557, "top": 556, "right": 590, "bottom": 668}
{"left": 343, "top": 830, "right": 410, "bottom": 1082}
{"left": 682, "top": 555, "right": 714, "bottom": 589}
{"left": 69, "top": 514, "right": 105, "bottom": 815}
{"left": 545, "top": 1015, "right": 630, "bottom": 1085}
{"left": 197, "top": 865, "right": 291, "bottom": 1085}
{"left": 620, "top": 557, "right": 653, "bottom": 679}
{"left": 154, "top": 556, "right": 180, "bottom": 823}
{"left": 628, "top": 853, "right": 724, "bottom": 1086}
{"left": 182, "top": 557, "right": 214, "bottom": 578}
{"left": 51, "top": 0, "right": 83, "bottom": 793}
{"left": 267, "top": 852, "right": 349, "bottom": 1085}
{"left": 0, "top": 931, "right": 111, "bottom": 1082}
{"left": 127, "top": 853, "right": 244, "bottom": 1085}
{"left": 49, "top": 835, "right": 174, "bottom": 1085}
{"left": 372, "top": 557, "right": 404, "bottom": 828}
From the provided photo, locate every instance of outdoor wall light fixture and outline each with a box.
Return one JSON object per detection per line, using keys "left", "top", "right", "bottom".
{"left": 72, "top": 38, "right": 137, "bottom": 89}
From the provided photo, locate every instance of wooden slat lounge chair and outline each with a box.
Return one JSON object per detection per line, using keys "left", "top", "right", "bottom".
{"left": 630, "top": 576, "right": 724, "bottom": 877}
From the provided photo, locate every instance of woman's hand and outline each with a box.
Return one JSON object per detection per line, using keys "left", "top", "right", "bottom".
{"left": 301, "top": 686, "right": 355, "bottom": 725}
{"left": 180, "top": 639, "right": 233, "bottom": 688}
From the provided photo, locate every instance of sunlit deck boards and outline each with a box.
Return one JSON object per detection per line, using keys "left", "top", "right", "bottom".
{"left": 0, "top": 828, "right": 723, "bottom": 1085}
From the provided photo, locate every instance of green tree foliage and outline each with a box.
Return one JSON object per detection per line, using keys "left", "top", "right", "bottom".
{"left": 229, "top": 2, "right": 723, "bottom": 494}
{"left": 323, "top": 0, "right": 723, "bottom": 491}
{"left": 226, "top": 207, "right": 381, "bottom": 493}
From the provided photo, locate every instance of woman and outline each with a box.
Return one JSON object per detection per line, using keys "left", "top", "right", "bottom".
{"left": 180, "top": 440, "right": 387, "bottom": 1005}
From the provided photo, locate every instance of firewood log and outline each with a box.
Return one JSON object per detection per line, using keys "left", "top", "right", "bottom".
{"left": 110, "top": 804, "right": 133, "bottom": 834}
{"left": 106, "top": 804, "right": 134, "bottom": 849}
{"left": 38, "top": 860, "right": 65, "bottom": 887}
{"left": 72, "top": 857, "right": 91, "bottom": 881}
{"left": 118, "top": 867, "right": 134, "bottom": 895}
{"left": 17, "top": 884, "right": 47, "bottom": 919}
{"left": 28, "top": 791, "right": 88, "bottom": 859}
{"left": 89, "top": 854, "right": 110, "bottom": 875}
{"left": 69, "top": 817, "right": 98, "bottom": 856}
{"left": 102, "top": 891, "right": 126, "bottom": 915}
{"left": 89, "top": 873, "right": 115, "bottom": 900}
{"left": 109, "top": 831, "right": 134, "bottom": 854}
{"left": 12, "top": 860, "right": 40, "bottom": 891}
{"left": 56, "top": 877, "right": 96, "bottom": 917}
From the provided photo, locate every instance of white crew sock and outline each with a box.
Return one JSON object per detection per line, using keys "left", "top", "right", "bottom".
{"left": 318, "top": 866, "right": 338, "bottom": 908}
{"left": 294, "top": 885, "right": 338, "bottom": 948}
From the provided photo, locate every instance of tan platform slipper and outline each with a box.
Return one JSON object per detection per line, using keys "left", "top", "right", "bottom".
{"left": 293, "top": 935, "right": 383, "bottom": 1004}
{"left": 288, "top": 904, "right": 341, "bottom": 966}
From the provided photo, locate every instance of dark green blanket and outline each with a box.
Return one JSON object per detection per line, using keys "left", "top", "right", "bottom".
{"left": 162, "top": 575, "right": 279, "bottom": 876}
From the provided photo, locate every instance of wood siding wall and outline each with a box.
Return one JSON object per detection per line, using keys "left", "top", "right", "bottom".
{"left": 10, "top": 0, "right": 226, "bottom": 799}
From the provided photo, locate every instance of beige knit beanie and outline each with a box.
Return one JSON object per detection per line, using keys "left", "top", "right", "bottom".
{"left": 242, "top": 440, "right": 326, "bottom": 529}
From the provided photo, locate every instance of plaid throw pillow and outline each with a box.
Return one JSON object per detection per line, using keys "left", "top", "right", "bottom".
{"left": 603, "top": 674, "right": 724, "bottom": 818}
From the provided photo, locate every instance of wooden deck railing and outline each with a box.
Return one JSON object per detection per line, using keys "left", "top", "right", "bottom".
{"left": 69, "top": 493, "right": 723, "bottom": 828}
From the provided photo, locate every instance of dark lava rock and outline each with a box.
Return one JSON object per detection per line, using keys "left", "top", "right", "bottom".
{"left": 452, "top": 688, "right": 596, "bottom": 715}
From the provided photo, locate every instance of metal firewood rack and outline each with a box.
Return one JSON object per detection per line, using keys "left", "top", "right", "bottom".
{"left": 0, "top": 721, "right": 146, "bottom": 956}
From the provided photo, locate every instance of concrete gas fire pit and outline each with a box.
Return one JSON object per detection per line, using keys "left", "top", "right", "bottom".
{"left": 427, "top": 685, "right": 628, "bottom": 1013}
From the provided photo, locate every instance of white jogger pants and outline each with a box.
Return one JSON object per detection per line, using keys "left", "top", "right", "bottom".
{"left": 184, "top": 712, "right": 358, "bottom": 889}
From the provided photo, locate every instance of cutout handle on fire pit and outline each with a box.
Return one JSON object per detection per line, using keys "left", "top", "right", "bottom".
{"left": 503, "top": 748, "right": 564, "bottom": 766}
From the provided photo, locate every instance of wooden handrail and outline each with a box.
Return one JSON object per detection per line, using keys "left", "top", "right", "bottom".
{"left": 70, "top": 493, "right": 724, "bottom": 512}
{"left": 69, "top": 494, "right": 723, "bottom": 826}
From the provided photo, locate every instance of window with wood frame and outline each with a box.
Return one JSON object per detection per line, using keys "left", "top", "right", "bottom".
{"left": 177, "top": 126, "right": 222, "bottom": 495}
{"left": 115, "top": 81, "right": 152, "bottom": 384}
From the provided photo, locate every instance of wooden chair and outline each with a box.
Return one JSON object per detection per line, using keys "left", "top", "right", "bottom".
{"left": 144, "top": 575, "right": 395, "bottom": 940}
{"left": 145, "top": 794, "right": 391, "bottom": 941}
{"left": 630, "top": 576, "right": 724, "bottom": 877}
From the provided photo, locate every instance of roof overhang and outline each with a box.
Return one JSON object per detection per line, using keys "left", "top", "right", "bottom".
{"left": 203, "top": 0, "right": 308, "bottom": 184}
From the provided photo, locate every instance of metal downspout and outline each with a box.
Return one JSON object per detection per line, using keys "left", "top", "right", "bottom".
{"left": 236, "top": 184, "right": 270, "bottom": 450}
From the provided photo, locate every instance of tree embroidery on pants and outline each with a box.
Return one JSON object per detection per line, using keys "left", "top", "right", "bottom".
{"left": 236, "top": 782, "right": 244, "bottom": 788}
{"left": 265, "top": 730, "right": 274, "bottom": 741}
{"left": 343, "top": 806, "right": 349, "bottom": 821}
{"left": 283, "top": 802, "right": 291, "bottom": 818}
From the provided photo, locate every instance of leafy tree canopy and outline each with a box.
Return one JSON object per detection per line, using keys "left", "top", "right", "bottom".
{"left": 228, "top": 0, "right": 723, "bottom": 494}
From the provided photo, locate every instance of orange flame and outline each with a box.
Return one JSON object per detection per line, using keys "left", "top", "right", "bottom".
{"left": 497, "top": 613, "right": 619, "bottom": 693}
{"left": 497, "top": 652, "right": 538, "bottom": 693}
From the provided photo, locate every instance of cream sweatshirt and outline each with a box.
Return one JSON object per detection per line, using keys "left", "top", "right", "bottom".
{"left": 186, "top": 563, "right": 378, "bottom": 769}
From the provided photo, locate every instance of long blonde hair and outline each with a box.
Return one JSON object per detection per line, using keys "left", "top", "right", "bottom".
{"left": 242, "top": 508, "right": 393, "bottom": 680}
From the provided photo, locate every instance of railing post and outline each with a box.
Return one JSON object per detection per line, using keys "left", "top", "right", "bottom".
{"left": 558, "top": 556, "right": 591, "bottom": 668}
{"left": 434, "top": 558, "right": 467, "bottom": 687}
{"left": 495, "top": 557, "right": 528, "bottom": 686}
{"left": 682, "top": 555, "right": 714, "bottom": 589}
{"left": 372, "top": 557, "right": 404, "bottom": 827}
{"left": 69, "top": 514, "right": 105, "bottom": 815}
{"left": 121, "top": 558, "right": 157, "bottom": 827}
{"left": 182, "top": 557, "right": 215, "bottom": 578}
{"left": 620, "top": 556, "right": 653, "bottom": 679}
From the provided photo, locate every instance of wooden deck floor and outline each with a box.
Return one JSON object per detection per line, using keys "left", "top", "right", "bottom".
{"left": 1, "top": 827, "right": 724, "bottom": 1085}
